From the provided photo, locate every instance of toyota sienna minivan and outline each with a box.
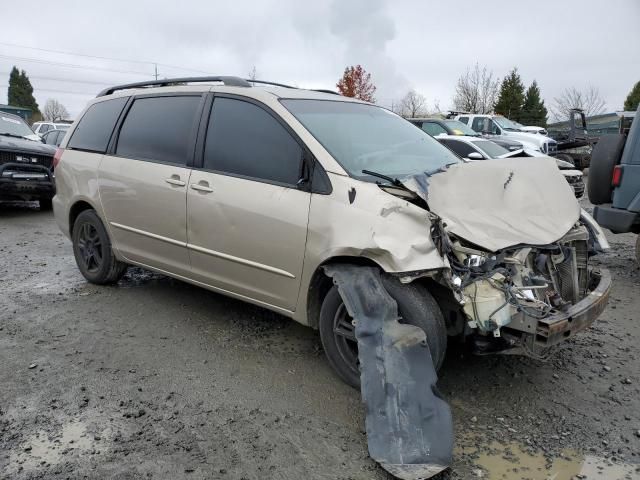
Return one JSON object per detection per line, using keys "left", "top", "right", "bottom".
{"left": 53, "top": 76, "right": 611, "bottom": 387}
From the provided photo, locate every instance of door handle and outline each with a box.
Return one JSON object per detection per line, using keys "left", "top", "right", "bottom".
{"left": 165, "top": 176, "right": 186, "bottom": 187}
{"left": 190, "top": 182, "right": 214, "bottom": 193}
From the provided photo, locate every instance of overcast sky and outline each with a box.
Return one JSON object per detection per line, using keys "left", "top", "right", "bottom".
{"left": 1, "top": 0, "right": 638, "bottom": 119}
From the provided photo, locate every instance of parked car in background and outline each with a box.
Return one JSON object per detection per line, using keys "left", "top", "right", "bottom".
{"left": 409, "top": 117, "right": 525, "bottom": 152}
{"left": 32, "top": 121, "right": 70, "bottom": 137}
{"left": 0, "top": 112, "right": 57, "bottom": 209}
{"left": 41, "top": 129, "right": 67, "bottom": 147}
{"left": 437, "top": 135, "right": 585, "bottom": 198}
{"left": 454, "top": 113, "right": 558, "bottom": 156}
{"left": 589, "top": 105, "right": 640, "bottom": 263}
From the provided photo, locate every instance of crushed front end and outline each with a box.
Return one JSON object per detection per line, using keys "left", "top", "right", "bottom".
{"left": 442, "top": 221, "right": 611, "bottom": 357}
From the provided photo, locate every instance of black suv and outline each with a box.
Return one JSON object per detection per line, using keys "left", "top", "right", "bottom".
{"left": 0, "top": 113, "right": 57, "bottom": 209}
{"left": 589, "top": 105, "right": 640, "bottom": 262}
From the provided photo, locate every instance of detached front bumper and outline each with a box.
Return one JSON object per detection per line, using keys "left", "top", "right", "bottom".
{"left": 504, "top": 268, "right": 611, "bottom": 355}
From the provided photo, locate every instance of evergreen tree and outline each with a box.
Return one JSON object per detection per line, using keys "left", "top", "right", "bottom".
{"left": 494, "top": 68, "right": 525, "bottom": 121}
{"left": 7, "top": 66, "right": 40, "bottom": 115}
{"left": 623, "top": 81, "right": 640, "bottom": 111}
{"left": 520, "top": 81, "right": 548, "bottom": 126}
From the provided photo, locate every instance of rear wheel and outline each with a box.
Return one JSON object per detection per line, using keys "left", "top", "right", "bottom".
{"left": 72, "top": 209, "right": 127, "bottom": 284}
{"left": 319, "top": 276, "right": 447, "bottom": 388}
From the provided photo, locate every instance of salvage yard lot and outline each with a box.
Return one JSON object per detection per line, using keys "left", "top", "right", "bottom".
{"left": 1, "top": 197, "right": 639, "bottom": 479}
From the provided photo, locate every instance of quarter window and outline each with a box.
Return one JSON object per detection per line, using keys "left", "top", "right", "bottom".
{"left": 116, "top": 96, "right": 201, "bottom": 164}
{"left": 68, "top": 97, "right": 128, "bottom": 153}
{"left": 203, "top": 97, "right": 302, "bottom": 186}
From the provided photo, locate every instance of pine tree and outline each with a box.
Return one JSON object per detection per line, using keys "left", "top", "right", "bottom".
{"left": 623, "top": 81, "right": 640, "bottom": 111}
{"left": 7, "top": 67, "right": 40, "bottom": 115}
{"left": 494, "top": 68, "right": 525, "bottom": 121}
{"left": 521, "top": 81, "right": 548, "bottom": 126}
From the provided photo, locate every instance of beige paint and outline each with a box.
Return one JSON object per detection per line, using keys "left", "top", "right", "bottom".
{"left": 53, "top": 84, "right": 585, "bottom": 328}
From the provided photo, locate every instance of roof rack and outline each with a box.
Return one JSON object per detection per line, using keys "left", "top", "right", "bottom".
{"left": 96, "top": 76, "right": 251, "bottom": 97}
{"left": 96, "top": 76, "right": 342, "bottom": 98}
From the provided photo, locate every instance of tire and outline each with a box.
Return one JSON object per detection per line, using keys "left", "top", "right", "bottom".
{"left": 319, "top": 276, "right": 447, "bottom": 388}
{"left": 588, "top": 134, "right": 626, "bottom": 205}
{"left": 72, "top": 209, "right": 127, "bottom": 284}
{"left": 39, "top": 198, "right": 53, "bottom": 211}
{"left": 555, "top": 153, "right": 575, "bottom": 166}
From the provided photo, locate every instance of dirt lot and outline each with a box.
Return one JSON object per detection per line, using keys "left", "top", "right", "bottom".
{"left": 1, "top": 198, "right": 639, "bottom": 480}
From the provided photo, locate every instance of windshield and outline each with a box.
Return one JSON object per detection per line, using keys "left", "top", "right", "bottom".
{"left": 493, "top": 116, "right": 522, "bottom": 131}
{"left": 281, "top": 100, "right": 459, "bottom": 180}
{"left": 443, "top": 120, "right": 479, "bottom": 136}
{"left": 0, "top": 115, "right": 35, "bottom": 138}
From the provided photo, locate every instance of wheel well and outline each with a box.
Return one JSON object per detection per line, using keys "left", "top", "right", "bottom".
{"left": 306, "top": 260, "right": 465, "bottom": 336}
{"left": 306, "top": 256, "right": 381, "bottom": 329}
{"left": 68, "top": 201, "right": 94, "bottom": 235}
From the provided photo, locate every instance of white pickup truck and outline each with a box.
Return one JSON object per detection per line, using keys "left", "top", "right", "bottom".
{"left": 455, "top": 114, "right": 558, "bottom": 156}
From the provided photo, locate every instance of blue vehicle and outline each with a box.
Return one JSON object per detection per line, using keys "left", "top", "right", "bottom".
{"left": 589, "top": 105, "right": 640, "bottom": 262}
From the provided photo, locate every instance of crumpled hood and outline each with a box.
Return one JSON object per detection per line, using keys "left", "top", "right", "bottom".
{"left": 404, "top": 157, "right": 580, "bottom": 252}
{"left": 0, "top": 135, "right": 56, "bottom": 155}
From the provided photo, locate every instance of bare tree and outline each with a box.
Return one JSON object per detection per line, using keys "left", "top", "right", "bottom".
{"left": 551, "top": 86, "right": 606, "bottom": 121}
{"left": 399, "top": 89, "right": 427, "bottom": 118}
{"left": 452, "top": 63, "right": 499, "bottom": 114}
{"left": 248, "top": 66, "right": 258, "bottom": 81}
{"left": 43, "top": 99, "right": 69, "bottom": 122}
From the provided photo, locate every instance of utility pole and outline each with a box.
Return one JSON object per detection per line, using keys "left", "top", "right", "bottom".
{"left": 154, "top": 63, "right": 158, "bottom": 80}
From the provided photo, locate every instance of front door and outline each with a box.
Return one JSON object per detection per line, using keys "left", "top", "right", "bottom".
{"left": 187, "top": 96, "right": 310, "bottom": 310}
{"left": 98, "top": 94, "right": 203, "bottom": 277}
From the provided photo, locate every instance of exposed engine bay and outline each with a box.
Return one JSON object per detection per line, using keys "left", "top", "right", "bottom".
{"left": 428, "top": 214, "right": 611, "bottom": 357}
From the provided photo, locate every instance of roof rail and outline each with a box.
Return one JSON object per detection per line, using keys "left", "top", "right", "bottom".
{"left": 312, "top": 89, "right": 341, "bottom": 96}
{"left": 246, "top": 79, "right": 296, "bottom": 89}
{"left": 96, "top": 76, "right": 252, "bottom": 97}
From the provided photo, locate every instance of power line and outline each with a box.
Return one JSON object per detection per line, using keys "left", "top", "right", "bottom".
{"left": 0, "top": 42, "right": 213, "bottom": 76}
{"left": 0, "top": 72, "right": 111, "bottom": 86}
{"left": 0, "top": 84, "right": 96, "bottom": 96}
{"left": 0, "top": 54, "right": 153, "bottom": 76}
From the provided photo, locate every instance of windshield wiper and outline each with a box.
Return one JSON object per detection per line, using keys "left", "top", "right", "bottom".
{"left": 362, "top": 169, "right": 406, "bottom": 188}
{"left": 0, "top": 132, "right": 27, "bottom": 139}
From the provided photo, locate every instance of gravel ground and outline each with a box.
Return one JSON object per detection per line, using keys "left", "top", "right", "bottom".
{"left": 1, "top": 199, "right": 639, "bottom": 480}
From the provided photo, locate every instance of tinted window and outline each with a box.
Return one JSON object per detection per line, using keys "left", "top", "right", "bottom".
{"left": 68, "top": 97, "right": 128, "bottom": 153}
{"left": 440, "top": 139, "right": 477, "bottom": 158}
{"left": 472, "top": 140, "right": 509, "bottom": 158}
{"left": 116, "top": 96, "right": 200, "bottom": 164}
{"left": 204, "top": 97, "right": 302, "bottom": 185}
{"left": 421, "top": 122, "right": 448, "bottom": 137}
{"left": 458, "top": 116, "right": 469, "bottom": 124}
{"left": 44, "top": 131, "right": 56, "bottom": 144}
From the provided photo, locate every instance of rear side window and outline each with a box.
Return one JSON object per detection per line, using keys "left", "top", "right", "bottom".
{"left": 458, "top": 116, "right": 469, "bottom": 124}
{"left": 421, "top": 122, "right": 448, "bottom": 137}
{"left": 116, "top": 96, "right": 201, "bottom": 165}
{"left": 68, "top": 97, "right": 128, "bottom": 153}
{"left": 203, "top": 97, "right": 302, "bottom": 186}
{"left": 440, "top": 139, "right": 477, "bottom": 158}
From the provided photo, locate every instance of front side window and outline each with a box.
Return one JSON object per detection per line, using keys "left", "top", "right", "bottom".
{"left": 421, "top": 122, "right": 448, "bottom": 137}
{"left": 457, "top": 116, "right": 469, "bottom": 125}
{"left": 68, "top": 97, "right": 128, "bottom": 153}
{"left": 203, "top": 97, "right": 303, "bottom": 186}
{"left": 116, "top": 96, "right": 201, "bottom": 164}
{"left": 281, "top": 100, "right": 459, "bottom": 181}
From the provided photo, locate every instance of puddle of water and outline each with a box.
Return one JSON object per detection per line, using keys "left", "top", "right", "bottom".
{"left": 9, "top": 421, "right": 94, "bottom": 472}
{"left": 462, "top": 440, "right": 639, "bottom": 479}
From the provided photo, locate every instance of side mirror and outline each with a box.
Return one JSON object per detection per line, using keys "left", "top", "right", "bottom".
{"left": 467, "top": 152, "right": 484, "bottom": 160}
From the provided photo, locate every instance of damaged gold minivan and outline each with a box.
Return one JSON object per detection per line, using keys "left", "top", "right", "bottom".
{"left": 53, "top": 77, "right": 612, "bottom": 388}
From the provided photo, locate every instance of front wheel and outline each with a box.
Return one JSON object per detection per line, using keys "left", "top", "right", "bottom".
{"left": 72, "top": 209, "right": 127, "bottom": 284}
{"left": 319, "top": 276, "right": 447, "bottom": 388}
